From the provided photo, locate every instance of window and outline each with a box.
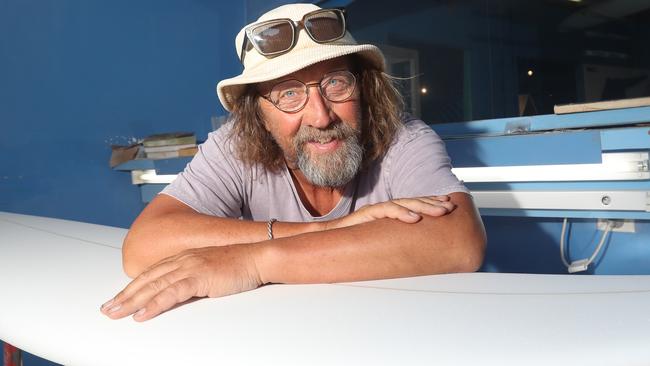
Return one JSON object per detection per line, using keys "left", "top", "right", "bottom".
{"left": 346, "top": 0, "right": 650, "bottom": 123}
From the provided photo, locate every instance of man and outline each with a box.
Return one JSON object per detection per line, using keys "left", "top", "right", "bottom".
{"left": 101, "top": 3, "right": 486, "bottom": 322}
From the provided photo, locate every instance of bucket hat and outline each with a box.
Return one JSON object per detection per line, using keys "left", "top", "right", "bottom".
{"left": 216, "top": 3, "right": 385, "bottom": 112}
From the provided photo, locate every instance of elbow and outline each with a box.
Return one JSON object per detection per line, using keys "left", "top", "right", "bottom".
{"left": 121, "top": 231, "right": 145, "bottom": 278}
{"left": 451, "top": 229, "right": 487, "bottom": 273}
{"left": 461, "top": 237, "right": 486, "bottom": 273}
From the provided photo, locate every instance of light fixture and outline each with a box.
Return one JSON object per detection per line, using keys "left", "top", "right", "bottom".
{"left": 421, "top": 87, "right": 428, "bottom": 94}
{"left": 527, "top": 70, "right": 533, "bottom": 76}
{"left": 131, "top": 170, "right": 177, "bottom": 185}
{"left": 452, "top": 152, "right": 649, "bottom": 182}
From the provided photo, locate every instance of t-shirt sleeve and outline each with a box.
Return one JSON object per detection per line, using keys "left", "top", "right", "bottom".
{"left": 160, "top": 125, "right": 244, "bottom": 217}
{"left": 387, "top": 119, "right": 470, "bottom": 198}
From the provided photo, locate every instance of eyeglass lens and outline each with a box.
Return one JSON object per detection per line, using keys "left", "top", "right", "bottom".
{"left": 304, "top": 11, "right": 345, "bottom": 42}
{"left": 251, "top": 20, "right": 294, "bottom": 55}
{"left": 269, "top": 71, "right": 355, "bottom": 112}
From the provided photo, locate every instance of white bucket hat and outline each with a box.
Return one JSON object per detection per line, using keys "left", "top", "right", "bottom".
{"left": 216, "top": 3, "right": 385, "bottom": 112}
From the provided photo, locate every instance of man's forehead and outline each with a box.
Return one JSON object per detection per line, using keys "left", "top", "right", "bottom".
{"left": 261, "top": 57, "right": 352, "bottom": 87}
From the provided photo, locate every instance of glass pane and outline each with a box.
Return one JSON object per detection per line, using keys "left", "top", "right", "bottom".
{"left": 346, "top": 0, "right": 650, "bottom": 123}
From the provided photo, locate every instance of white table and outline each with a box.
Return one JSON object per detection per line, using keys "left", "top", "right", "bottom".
{"left": 1, "top": 211, "right": 650, "bottom": 366}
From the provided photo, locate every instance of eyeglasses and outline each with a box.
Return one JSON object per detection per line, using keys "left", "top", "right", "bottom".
{"left": 240, "top": 8, "right": 346, "bottom": 63}
{"left": 261, "top": 70, "right": 357, "bottom": 113}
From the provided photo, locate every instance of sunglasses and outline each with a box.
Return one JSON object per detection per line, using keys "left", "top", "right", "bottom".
{"left": 239, "top": 8, "right": 347, "bottom": 64}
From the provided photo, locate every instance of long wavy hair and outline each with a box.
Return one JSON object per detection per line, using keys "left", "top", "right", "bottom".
{"left": 228, "top": 54, "right": 405, "bottom": 172}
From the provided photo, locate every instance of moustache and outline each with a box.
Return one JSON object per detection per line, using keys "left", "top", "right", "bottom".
{"left": 292, "top": 122, "right": 359, "bottom": 148}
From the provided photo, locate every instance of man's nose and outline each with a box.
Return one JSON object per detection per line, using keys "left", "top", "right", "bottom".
{"left": 302, "top": 86, "right": 333, "bottom": 129}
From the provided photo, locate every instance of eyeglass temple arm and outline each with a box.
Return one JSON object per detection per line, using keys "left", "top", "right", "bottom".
{"left": 239, "top": 36, "right": 248, "bottom": 64}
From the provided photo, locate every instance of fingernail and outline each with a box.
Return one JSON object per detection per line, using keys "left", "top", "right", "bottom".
{"left": 107, "top": 304, "right": 122, "bottom": 314}
{"left": 408, "top": 211, "right": 420, "bottom": 218}
{"left": 134, "top": 308, "right": 146, "bottom": 318}
{"left": 101, "top": 299, "right": 114, "bottom": 310}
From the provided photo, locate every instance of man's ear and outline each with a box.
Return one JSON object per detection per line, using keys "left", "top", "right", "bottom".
{"left": 252, "top": 90, "right": 272, "bottom": 132}
{"left": 262, "top": 121, "right": 271, "bottom": 132}
{"left": 259, "top": 112, "right": 272, "bottom": 132}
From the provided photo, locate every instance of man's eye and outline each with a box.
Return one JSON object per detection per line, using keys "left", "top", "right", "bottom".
{"left": 278, "top": 88, "right": 303, "bottom": 100}
{"left": 282, "top": 90, "right": 297, "bottom": 98}
{"left": 326, "top": 77, "right": 349, "bottom": 89}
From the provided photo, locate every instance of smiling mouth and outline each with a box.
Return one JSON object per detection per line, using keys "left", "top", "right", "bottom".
{"left": 311, "top": 137, "right": 335, "bottom": 144}
{"left": 305, "top": 137, "right": 340, "bottom": 152}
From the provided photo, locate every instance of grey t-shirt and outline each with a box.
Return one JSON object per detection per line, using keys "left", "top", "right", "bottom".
{"left": 161, "top": 118, "right": 469, "bottom": 222}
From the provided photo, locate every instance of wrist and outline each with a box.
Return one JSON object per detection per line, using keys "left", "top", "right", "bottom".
{"left": 317, "top": 220, "right": 332, "bottom": 232}
{"left": 250, "top": 240, "right": 280, "bottom": 285}
{"left": 267, "top": 220, "right": 327, "bottom": 239}
{"left": 322, "top": 218, "right": 340, "bottom": 231}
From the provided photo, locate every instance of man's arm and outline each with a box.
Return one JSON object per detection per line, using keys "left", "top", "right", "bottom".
{"left": 257, "top": 192, "right": 485, "bottom": 284}
{"left": 122, "top": 193, "right": 457, "bottom": 277}
{"left": 104, "top": 192, "right": 484, "bottom": 321}
{"left": 122, "top": 194, "right": 319, "bottom": 277}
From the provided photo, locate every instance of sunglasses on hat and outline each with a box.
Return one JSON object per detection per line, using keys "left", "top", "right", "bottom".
{"left": 239, "top": 8, "right": 347, "bottom": 64}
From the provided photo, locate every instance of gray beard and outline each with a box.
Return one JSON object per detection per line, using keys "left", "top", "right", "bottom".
{"left": 292, "top": 123, "right": 363, "bottom": 188}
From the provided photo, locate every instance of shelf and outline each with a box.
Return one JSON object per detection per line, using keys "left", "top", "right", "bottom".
{"left": 112, "top": 157, "right": 192, "bottom": 174}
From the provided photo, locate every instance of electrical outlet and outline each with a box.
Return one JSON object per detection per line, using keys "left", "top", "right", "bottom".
{"left": 597, "top": 219, "right": 636, "bottom": 233}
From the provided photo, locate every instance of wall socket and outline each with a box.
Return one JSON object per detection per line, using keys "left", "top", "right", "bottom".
{"left": 597, "top": 219, "right": 636, "bottom": 233}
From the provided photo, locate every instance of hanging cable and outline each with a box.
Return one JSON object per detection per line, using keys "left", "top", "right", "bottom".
{"left": 560, "top": 218, "right": 614, "bottom": 273}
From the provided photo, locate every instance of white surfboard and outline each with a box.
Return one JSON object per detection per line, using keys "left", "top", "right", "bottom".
{"left": 1, "top": 211, "right": 649, "bottom": 365}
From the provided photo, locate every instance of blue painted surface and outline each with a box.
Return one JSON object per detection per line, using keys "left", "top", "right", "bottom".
{"left": 141, "top": 184, "right": 168, "bottom": 203}
{"left": 445, "top": 130, "right": 602, "bottom": 167}
{"left": 481, "top": 216, "right": 650, "bottom": 275}
{"left": 0, "top": 0, "right": 245, "bottom": 229}
{"left": 601, "top": 126, "right": 650, "bottom": 150}
{"left": 245, "top": 0, "right": 309, "bottom": 21}
{"left": 434, "top": 106, "right": 650, "bottom": 138}
{"left": 449, "top": 114, "right": 650, "bottom": 274}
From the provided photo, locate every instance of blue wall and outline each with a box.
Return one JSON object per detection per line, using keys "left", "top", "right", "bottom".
{"left": 481, "top": 216, "right": 650, "bottom": 275}
{"left": 0, "top": 0, "right": 246, "bottom": 228}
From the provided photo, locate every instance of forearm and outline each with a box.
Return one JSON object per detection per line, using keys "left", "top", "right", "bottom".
{"left": 122, "top": 196, "right": 324, "bottom": 277}
{"left": 255, "top": 197, "right": 486, "bottom": 284}
{"left": 106, "top": 195, "right": 485, "bottom": 323}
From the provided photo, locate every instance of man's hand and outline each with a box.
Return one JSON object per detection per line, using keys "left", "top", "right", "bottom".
{"left": 326, "top": 195, "right": 456, "bottom": 230}
{"left": 101, "top": 244, "right": 262, "bottom": 322}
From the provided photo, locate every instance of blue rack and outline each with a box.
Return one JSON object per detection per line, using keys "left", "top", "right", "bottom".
{"left": 113, "top": 106, "right": 650, "bottom": 217}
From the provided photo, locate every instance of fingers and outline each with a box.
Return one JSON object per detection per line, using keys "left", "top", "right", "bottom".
{"left": 101, "top": 245, "right": 264, "bottom": 322}
{"left": 132, "top": 278, "right": 199, "bottom": 322}
{"left": 417, "top": 197, "right": 456, "bottom": 214}
{"left": 391, "top": 197, "right": 456, "bottom": 218}
{"left": 100, "top": 260, "right": 189, "bottom": 321}
{"left": 354, "top": 196, "right": 457, "bottom": 225}
{"left": 429, "top": 195, "right": 450, "bottom": 202}
{"left": 367, "top": 202, "right": 422, "bottom": 223}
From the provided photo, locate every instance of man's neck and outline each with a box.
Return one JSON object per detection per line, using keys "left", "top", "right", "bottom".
{"left": 288, "top": 168, "right": 347, "bottom": 217}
